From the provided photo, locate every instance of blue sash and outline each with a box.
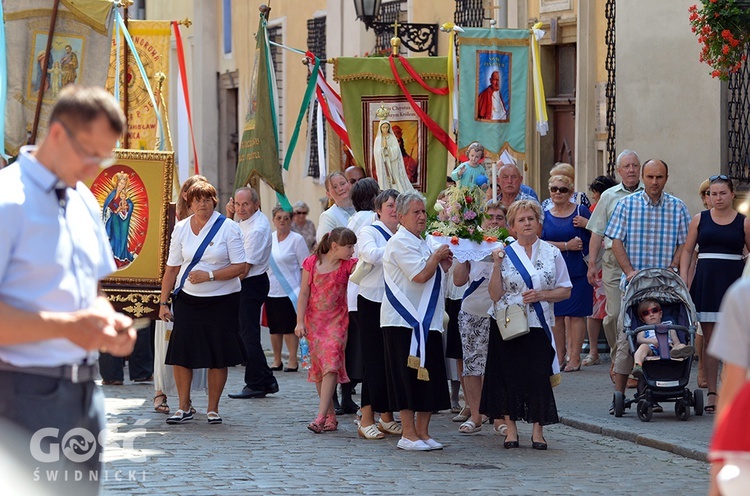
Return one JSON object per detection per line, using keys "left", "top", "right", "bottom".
{"left": 268, "top": 255, "right": 298, "bottom": 312}
{"left": 463, "top": 277, "right": 486, "bottom": 300}
{"left": 174, "top": 215, "right": 227, "bottom": 295}
{"left": 371, "top": 224, "right": 392, "bottom": 241}
{"left": 503, "top": 244, "right": 553, "bottom": 343}
{"left": 384, "top": 268, "right": 442, "bottom": 377}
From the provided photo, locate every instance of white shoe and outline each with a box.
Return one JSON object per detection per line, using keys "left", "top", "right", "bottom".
{"left": 378, "top": 419, "right": 403, "bottom": 435}
{"left": 397, "top": 437, "right": 431, "bottom": 451}
{"left": 423, "top": 438, "right": 443, "bottom": 450}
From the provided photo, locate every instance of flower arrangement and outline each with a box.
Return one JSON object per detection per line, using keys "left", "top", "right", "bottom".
{"left": 689, "top": 0, "right": 750, "bottom": 80}
{"left": 362, "top": 48, "right": 391, "bottom": 57}
{"left": 428, "top": 186, "right": 508, "bottom": 244}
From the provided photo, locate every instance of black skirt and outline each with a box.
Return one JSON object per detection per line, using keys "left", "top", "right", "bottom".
{"left": 265, "top": 296, "right": 297, "bottom": 334}
{"left": 383, "top": 327, "right": 450, "bottom": 413}
{"left": 444, "top": 298, "right": 464, "bottom": 360}
{"left": 166, "top": 291, "right": 246, "bottom": 369}
{"left": 345, "top": 311, "right": 364, "bottom": 382}
{"left": 357, "top": 295, "right": 389, "bottom": 412}
{"left": 480, "top": 320, "right": 559, "bottom": 426}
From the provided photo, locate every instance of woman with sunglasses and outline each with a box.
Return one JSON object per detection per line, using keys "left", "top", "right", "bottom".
{"left": 541, "top": 175, "right": 592, "bottom": 372}
{"left": 680, "top": 175, "right": 750, "bottom": 413}
{"left": 291, "top": 201, "right": 317, "bottom": 254}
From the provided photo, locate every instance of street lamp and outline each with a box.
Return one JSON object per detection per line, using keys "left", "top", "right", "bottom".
{"left": 353, "top": 0, "right": 383, "bottom": 30}
{"left": 352, "top": 0, "right": 438, "bottom": 56}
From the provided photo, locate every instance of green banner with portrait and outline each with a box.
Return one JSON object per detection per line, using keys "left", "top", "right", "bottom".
{"left": 457, "top": 28, "right": 530, "bottom": 160}
{"left": 334, "top": 56, "right": 450, "bottom": 213}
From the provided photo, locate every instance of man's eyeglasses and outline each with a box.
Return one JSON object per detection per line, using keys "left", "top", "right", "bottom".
{"left": 640, "top": 306, "right": 661, "bottom": 318}
{"left": 709, "top": 174, "right": 730, "bottom": 182}
{"left": 57, "top": 120, "right": 117, "bottom": 168}
{"left": 549, "top": 186, "right": 570, "bottom": 194}
{"left": 295, "top": 211, "right": 309, "bottom": 215}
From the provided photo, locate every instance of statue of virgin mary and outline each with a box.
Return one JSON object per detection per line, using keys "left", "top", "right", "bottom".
{"left": 372, "top": 107, "right": 416, "bottom": 194}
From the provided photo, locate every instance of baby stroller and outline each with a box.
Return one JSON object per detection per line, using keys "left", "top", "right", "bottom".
{"left": 612, "top": 268, "right": 703, "bottom": 421}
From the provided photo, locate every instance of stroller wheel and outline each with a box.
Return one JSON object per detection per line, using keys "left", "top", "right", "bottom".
{"left": 693, "top": 389, "right": 704, "bottom": 416}
{"left": 675, "top": 399, "right": 691, "bottom": 421}
{"left": 637, "top": 399, "right": 652, "bottom": 422}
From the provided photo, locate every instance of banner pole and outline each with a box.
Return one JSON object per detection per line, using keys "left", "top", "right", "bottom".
{"left": 29, "top": 0, "right": 60, "bottom": 145}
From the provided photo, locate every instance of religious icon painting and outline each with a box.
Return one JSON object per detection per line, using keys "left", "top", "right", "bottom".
{"left": 85, "top": 150, "right": 174, "bottom": 286}
{"left": 475, "top": 51, "right": 511, "bottom": 123}
{"left": 27, "top": 33, "right": 85, "bottom": 103}
{"left": 362, "top": 96, "right": 428, "bottom": 192}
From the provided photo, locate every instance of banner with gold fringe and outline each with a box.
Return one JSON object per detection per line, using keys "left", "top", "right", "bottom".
{"left": 105, "top": 20, "right": 171, "bottom": 151}
{"left": 457, "top": 27, "right": 533, "bottom": 160}
{"left": 3, "top": 0, "right": 114, "bottom": 155}
{"left": 334, "top": 56, "right": 451, "bottom": 213}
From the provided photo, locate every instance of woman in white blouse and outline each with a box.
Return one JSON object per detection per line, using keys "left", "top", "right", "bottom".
{"left": 158, "top": 181, "right": 247, "bottom": 425}
{"left": 355, "top": 188, "right": 402, "bottom": 440}
{"left": 317, "top": 172, "right": 355, "bottom": 242}
{"left": 481, "top": 200, "right": 571, "bottom": 450}
{"left": 381, "top": 192, "right": 453, "bottom": 451}
{"left": 266, "top": 205, "right": 309, "bottom": 372}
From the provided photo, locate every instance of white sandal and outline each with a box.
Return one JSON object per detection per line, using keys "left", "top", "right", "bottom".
{"left": 358, "top": 423, "right": 385, "bottom": 440}
{"left": 377, "top": 419, "right": 403, "bottom": 435}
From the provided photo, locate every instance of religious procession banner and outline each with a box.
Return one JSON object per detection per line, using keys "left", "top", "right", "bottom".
{"left": 105, "top": 20, "right": 171, "bottom": 151}
{"left": 4, "top": 0, "right": 114, "bottom": 155}
{"left": 335, "top": 56, "right": 451, "bottom": 213}
{"left": 457, "top": 28, "right": 531, "bottom": 160}
{"left": 235, "top": 13, "right": 285, "bottom": 204}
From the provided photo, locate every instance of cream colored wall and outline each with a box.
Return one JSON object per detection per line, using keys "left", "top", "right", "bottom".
{"left": 226, "top": 1, "right": 330, "bottom": 219}
{"left": 616, "top": 0, "right": 721, "bottom": 215}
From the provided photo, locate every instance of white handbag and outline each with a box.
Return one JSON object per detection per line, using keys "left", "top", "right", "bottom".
{"left": 495, "top": 303, "right": 530, "bottom": 341}
{"left": 349, "top": 259, "right": 373, "bottom": 284}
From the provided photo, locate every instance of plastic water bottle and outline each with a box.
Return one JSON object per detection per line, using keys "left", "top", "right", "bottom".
{"left": 299, "top": 337, "right": 311, "bottom": 370}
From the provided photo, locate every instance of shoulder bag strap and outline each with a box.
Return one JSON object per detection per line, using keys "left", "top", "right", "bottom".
{"left": 174, "top": 215, "right": 227, "bottom": 295}
{"left": 504, "top": 244, "right": 552, "bottom": 341}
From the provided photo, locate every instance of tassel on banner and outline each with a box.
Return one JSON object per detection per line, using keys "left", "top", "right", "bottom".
{"left": 530, "top": 22, "right": 549, "bottom": 136}
{"left": 550, "top": 373, "right": 561, "bottom": 388}
{"left": 407, "top": 355, "right": 420, "bottom": 370}
{"left": 417, "top": 367, "right": 430, "bottom": 382}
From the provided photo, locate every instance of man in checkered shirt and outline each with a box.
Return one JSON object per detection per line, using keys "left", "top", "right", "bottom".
{"left": 604, "top": 158, "right": 691, "bottom": 400}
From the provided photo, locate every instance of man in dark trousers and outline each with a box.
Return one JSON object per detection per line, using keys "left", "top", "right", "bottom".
{"left": 228, "top": 187, "right": 279, "bottom": 398}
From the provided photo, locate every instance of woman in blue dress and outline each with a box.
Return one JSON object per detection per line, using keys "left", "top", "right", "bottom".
{"left": 541, "top": 174, "right": 592, "bottom": 371}
{"left": 102, "top": 172, "right": 134, "bottom": 267}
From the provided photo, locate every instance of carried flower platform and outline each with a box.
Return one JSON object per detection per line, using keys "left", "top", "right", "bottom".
{"left": 428, "top": 186, "right": 509, "bottom": 262}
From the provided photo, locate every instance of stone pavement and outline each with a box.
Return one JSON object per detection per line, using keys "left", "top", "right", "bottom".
{"left": 89, "top": 334, "right": 713, "bottom": 495}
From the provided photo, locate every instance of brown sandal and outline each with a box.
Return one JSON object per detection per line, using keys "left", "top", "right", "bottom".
{"left": 153, "top": 393, "right": 170, "bottom": 414}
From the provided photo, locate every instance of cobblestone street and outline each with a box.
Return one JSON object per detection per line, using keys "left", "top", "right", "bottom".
{"left": 95, "top": 342, "right": 711, "bottom": 495}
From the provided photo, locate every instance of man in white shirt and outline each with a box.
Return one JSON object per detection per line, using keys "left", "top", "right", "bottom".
{"left": 0, "top": 86, "right": 136, "bottom": 492}
{"left": 228, "top": 187, "right": 279, "bottom": 399}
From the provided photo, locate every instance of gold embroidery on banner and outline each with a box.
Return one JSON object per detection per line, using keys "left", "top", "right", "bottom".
{"left": 458, "top": 38, "right": 529, "bottom": 47}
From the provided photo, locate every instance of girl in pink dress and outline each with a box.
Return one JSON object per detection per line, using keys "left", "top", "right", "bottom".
{"left": 295, "top": 227, "right": 358, "bottom": 433}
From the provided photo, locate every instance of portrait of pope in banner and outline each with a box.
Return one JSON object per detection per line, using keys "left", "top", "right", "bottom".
{"left": 475, "top": 51, "right": 511, "bottom": 122}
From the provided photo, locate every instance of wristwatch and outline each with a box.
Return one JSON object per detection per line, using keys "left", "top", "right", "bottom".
{"left": 496, "top": 251, "right": 505, "bottom": 259}
{"left": 669, "top": 266, "right": 678, "bottom": 273}
{"left": 160, "top": 301, "right": 169, "bottom": 306}
{"left": 209, "top": 271, "right": 215, "bottom": 281}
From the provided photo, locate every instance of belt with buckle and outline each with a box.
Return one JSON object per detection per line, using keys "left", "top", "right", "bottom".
{"left": 0, "top": 361, "right": 98, "bottom": 384}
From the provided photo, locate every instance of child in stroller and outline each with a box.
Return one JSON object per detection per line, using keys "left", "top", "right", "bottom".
{"left": 631, "top": 298, "right": 695, "bottom": 380}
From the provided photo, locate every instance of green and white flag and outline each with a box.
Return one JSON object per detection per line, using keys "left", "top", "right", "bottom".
{"left": 235, "top": 13, "right": 289, "bottom": 209}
